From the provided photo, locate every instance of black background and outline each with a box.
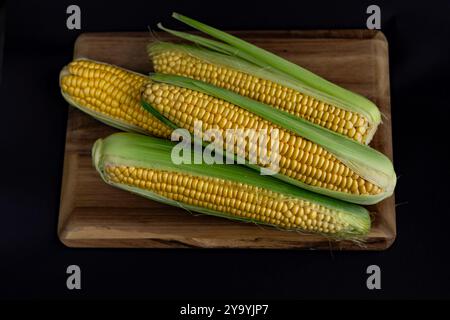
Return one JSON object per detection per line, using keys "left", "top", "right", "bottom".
{"left": 0, "top": 0, "right": 449, "bottom": 300}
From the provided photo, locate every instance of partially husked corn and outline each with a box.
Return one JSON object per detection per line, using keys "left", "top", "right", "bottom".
{"left": 105, "top": 165, "right": 347, "bottom": 233}
{"left": 157, "top": 14, "right": 383, "bottom": 145}
{"left": 150, "top": 44, "right": 371, "bottom": 143}
{"left": 142, "top": 82, "right": 381, "bottom": 197}
{"left": 60, "top": 59, "right": 172, "bottom": 138}
{"left": 93, "top": 132, "right": 371, "bottom": 238}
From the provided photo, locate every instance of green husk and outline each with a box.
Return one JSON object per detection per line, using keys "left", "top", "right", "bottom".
{"left": 143, "top": 73, "right": 396, "bottom": 205}
{"left": 148, "top": 41, "right": 380, "bottom": 143}
{"left": 156, "top": 23, "right": 264, "bottom": 67}
{"left": 93, "top": 132, "right": 371, "bottom": 239}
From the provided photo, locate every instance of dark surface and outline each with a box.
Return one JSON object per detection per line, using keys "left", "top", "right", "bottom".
{"left": 0, "top": 0, "right": 449, "bottom": 299}
{"left": 0, "top": 1, "right": 4, "bottom": 85}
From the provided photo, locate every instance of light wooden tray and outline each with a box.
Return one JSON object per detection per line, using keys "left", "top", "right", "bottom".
{"left": 58, "top": 31, "right": 396, "bottom": 250}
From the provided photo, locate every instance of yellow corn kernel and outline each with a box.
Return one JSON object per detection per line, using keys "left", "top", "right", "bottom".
{"left": 60, "top": 60, "right": 172, "bottom": 138}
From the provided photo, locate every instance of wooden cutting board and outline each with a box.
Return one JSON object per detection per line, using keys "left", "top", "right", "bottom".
{"left": 58, "top": 30, "right": 396, "bottom": 250}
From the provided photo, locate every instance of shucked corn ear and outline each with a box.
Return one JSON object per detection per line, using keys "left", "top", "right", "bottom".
{"left": 59, "top": 59, "right": 172, "bottom": 138}
{"left": 142, "top": 74, "right": 396, "bottom": 205}
{"left": 154, "top": 13, "right": 382, "bottom": 144}
{"left": 149, "top": 42, "right": 378, "bottom": 144}
{"left": 93, "top": 132, "right": 371, "bottom": 239}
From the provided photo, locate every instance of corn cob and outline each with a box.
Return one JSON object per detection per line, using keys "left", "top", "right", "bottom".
{"left": 156, "top": 13, "right": 382, "bottom": 144}
{"left": 149, "top": 42, "right": 377, "bottom": 144}
{"left": 93, "top": 132, "right": 371, "bottom": 239}
{"left": 59, "top": 59, "right": 172, "bottom": 138}
{"left": 142, "top": 74, "right": 396, "bottom": 205}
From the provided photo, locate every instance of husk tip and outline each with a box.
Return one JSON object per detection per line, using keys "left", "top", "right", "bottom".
{"left": 92, "top": 138, "right": 104, "bottom": 172}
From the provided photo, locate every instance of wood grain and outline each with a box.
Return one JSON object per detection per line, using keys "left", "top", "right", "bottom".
{"left": 58, "top": 30, "right": 396, "bottom": 250}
